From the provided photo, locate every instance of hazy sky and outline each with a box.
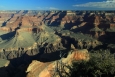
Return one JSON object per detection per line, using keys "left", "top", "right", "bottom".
{"left": 0, "top": 0, "right": 115, "bottom": 10}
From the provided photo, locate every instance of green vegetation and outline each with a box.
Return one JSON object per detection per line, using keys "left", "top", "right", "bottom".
{"left": 70, "top": 50, "right": 115, "bottom": 77}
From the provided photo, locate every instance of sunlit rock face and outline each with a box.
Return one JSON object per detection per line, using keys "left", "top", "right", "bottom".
{"left": 26, "top": 49, "right": 89, "bottom": 77}
{"left": 0, "top": 11, "right": 63, "bottom": 60}
{"left": 0, "top": 10, "right": 115, "bottom": 60}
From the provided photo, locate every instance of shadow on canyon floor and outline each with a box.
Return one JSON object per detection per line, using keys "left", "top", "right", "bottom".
{"left": 0, "top": 48, "right": 69, "bottom": 77}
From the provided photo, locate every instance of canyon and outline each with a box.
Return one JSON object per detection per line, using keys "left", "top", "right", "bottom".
{"left": 0, "top": 10, "right": 115, "bottom": 77}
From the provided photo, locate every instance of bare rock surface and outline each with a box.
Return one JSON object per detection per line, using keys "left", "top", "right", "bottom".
{"left": 26, "top": 49, "right": 89, "bottom": 77}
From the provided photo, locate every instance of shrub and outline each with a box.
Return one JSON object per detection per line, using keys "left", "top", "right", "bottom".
{"left": 70, "top": 50, "right": 115, "bottom": 77}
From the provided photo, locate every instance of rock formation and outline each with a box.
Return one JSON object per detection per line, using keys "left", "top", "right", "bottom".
{"left": 26, "top": 49, "right": 89, "bottom": 77}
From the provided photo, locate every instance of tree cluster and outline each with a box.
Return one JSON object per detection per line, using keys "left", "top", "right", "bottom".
{"left": 70, "top": 50, "right": 115, "bottom": 77}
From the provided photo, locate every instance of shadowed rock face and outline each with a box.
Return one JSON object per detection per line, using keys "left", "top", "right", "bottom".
{"left": 0, "top": 10, "right": 115, "bottom": 77}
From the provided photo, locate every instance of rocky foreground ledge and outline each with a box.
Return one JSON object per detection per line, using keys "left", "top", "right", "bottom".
{"left": 0, "top": 49, "right": 89, "bottom": 77}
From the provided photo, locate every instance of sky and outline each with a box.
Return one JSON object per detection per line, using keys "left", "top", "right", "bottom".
{"left": 0, "top": 0, "right": 115, "bottom": 10}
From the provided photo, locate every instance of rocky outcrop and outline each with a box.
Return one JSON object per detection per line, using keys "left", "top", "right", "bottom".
{"left": 26, "top": 49, "right": 89, "bottom": 77}
{"left": 71, "top": 49, "right": 89, "bottom": 61}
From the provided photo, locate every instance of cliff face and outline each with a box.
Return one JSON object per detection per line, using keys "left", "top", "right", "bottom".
{"left": 0, "top": 10, "right": 115, "bottom": 60}
{"left": 0, "top": 11, "right": 64, "bottom": 60}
